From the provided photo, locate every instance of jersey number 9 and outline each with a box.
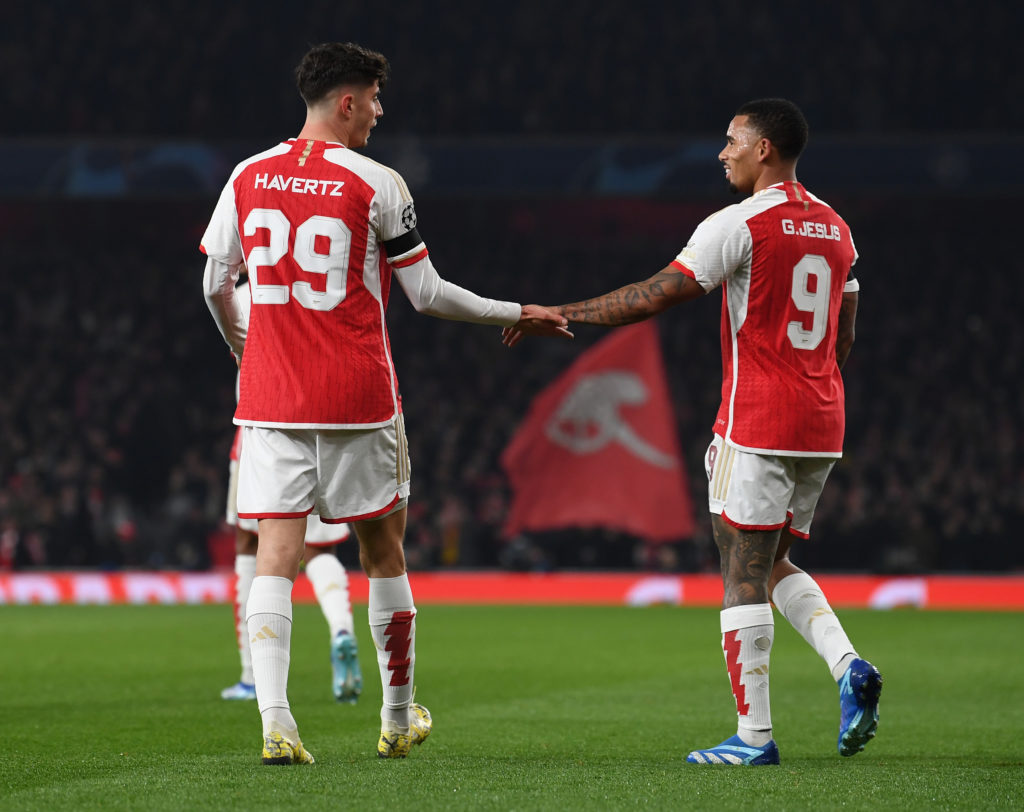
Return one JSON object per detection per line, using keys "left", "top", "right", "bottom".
{"left": 787, "top": 253, "right": 832, "bottom": 351}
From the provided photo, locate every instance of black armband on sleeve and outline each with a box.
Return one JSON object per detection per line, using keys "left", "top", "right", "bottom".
{"left": 383, "top": 228, "right": 424, "bottom": 259}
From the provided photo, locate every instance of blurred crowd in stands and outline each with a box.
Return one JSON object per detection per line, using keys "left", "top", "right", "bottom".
{"left": 0, "top": 203, "right": 231, "bottom": 572}
{"left": 1, "top": 2, "right": 1017, "bottom": 572}
{"left": 0, "top": 192, "right": 1019, "bottom": 574}
{"left": 4, "top": 1, "right": 1016, "bottom": 140}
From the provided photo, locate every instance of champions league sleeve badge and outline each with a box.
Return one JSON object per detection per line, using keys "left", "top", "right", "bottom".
{"left": 401, "top": 202, "right": 417, "bottom": 231}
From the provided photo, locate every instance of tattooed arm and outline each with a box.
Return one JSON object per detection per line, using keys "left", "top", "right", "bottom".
{"left": 557, "top": 265, "right": 706, "bottom": 326}
{"left": 502, "top": 264, "right": 705, "bottom": 346}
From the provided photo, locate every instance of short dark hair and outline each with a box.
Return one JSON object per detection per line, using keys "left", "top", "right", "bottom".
{"left": 735, "top": 98, "right": 808, "bottom": 161}
{"left": 295, "top": 42, "right": 390, "bottom": 106}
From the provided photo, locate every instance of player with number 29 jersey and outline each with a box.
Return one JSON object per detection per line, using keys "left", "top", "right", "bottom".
{"left": 201, "top": 138, "right": 513, "bottom": 428}
{"left": 672, "top": 180, "right": 858, "bottom": 457}
{"left": 200, "top": 41, "right": 575, "bottom": 769}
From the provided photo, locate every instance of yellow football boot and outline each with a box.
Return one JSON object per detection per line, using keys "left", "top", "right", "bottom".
{"left": 377, "top": 703, "right": 432, "bottom": 758}
{"left": 262, "top": 731, "right": 315, "bottom": 765}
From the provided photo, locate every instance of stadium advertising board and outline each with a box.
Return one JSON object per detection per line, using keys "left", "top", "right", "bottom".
{"left": 1, "top": 572, "right": 1022, "bottom": 610}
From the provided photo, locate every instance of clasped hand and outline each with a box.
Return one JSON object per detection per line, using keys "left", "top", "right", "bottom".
{"left": 502, "top": 305, "right": 573, "bottom": 347}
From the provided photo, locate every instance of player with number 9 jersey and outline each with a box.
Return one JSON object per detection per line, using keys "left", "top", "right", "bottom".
{"left": 671, "top": 180, "right": 859, "bottom": 457}
{"left": 525, "top": 99, "right": 877, "bottom": 766}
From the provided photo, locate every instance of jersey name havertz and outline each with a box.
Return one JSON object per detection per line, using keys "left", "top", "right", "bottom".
{"left": 253, "top": 173, "right": 345, "bottom": 196}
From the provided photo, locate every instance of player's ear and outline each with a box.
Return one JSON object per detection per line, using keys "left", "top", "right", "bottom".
{"left": 336, "top": 91, "right": 356, "bottom": 118}
{"left": 757, "top": 138, "right": 772, "bottom": 162}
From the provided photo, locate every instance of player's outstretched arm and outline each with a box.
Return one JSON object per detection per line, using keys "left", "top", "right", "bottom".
{"left": 502, "top": 265, "right": 704, "bottom": 346}
{"left": 394, "top": 255, "right": 522, "bottom": 326}
{"left": 558, "top": 265, "right": 705, "bottom": 325}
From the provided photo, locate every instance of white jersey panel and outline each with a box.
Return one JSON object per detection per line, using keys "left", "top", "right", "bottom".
{"left": 200, "top": 143, "right": 292, "bottom": 265}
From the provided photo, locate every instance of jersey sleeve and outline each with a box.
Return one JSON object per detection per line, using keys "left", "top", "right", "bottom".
{"left": 844, "top": 232, "right": 860, "bottom": 292}
{"left": 670, "top": 208, "right": 751, "bottom": 292}
{"left": 372, "top": 165, "right": 521, "bottom": 325}
{"left": 371, "top": 168, "right": 427, "bottom": 267}
{"left": 199, "top": 172, "right": 243, "bottom": 265}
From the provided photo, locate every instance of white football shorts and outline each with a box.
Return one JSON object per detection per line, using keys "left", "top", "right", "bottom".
{"left": 704, "top": 434, "right": 835, "bottom": 538}
{"left": 226, "top": 460, "right": 351, "bottom": 544}
{"left": 237, "top": 415, "right": 410, "bottom": 525}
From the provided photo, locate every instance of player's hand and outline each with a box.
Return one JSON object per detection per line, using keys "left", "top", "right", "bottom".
{"left": 502, "top": 305, "right": 574, "bottom": 347}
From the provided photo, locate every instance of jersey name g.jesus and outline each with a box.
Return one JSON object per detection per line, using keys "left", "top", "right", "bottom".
{"left": 672, "top": 181, "right": 859, "bottom": 457}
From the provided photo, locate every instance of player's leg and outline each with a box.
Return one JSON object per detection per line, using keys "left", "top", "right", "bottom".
{"left": 687, "top": 518, "right": 780, "bottom": 765}
{"left": 769, "top": 532, "right": 860, "bottom": 682}
{"left": 303, "top": 532, "right": 361, "bottom": 703}
{"left": 684, "top": 517, "right": 780, "bottom": 765}
{"left": 248, "top": 517, "right": 313, "bottom": 764}
{"left": 354, "top": 508, "right": 430, "bottom": 758}
{"left": 222, "top": 524, "right": 258, "bottom": 700}
{"left": 315, "top": 417, "right": 428, "bottom": 757}
{"left": 769, "top": 458, "right": 881, "bottom": 756}
{"left": 686, "top": 438, "right": 784, "bottom": 766}
{"left": 303, "top": 534, "right": 355, "bottom": 641}
{"left": 238, "top": 426, "right": 318, "bottom": 765}
{"left": 222, "top": 447, "right": 258, "bottom": 700}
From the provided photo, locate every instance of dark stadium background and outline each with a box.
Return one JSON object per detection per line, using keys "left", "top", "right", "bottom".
{"left": 1, "top": 1, "right": 1020, "bottom": 576}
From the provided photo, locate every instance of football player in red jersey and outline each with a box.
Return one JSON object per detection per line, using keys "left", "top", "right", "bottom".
{"left": 505, "top": 99, "right": 880, "bottom": 766}
{"left": 218, "top": 279, "right": 362, "bottom": 707}
{"left": 202, "top": 42, "right": 570, "bottom": 765}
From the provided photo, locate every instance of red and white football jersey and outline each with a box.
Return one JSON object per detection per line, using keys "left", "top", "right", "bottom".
{"left": 672, "top": 181, "right": 859, "bottom": 457}
{"left": 201, "top": 139, "right": 428, "bottom": 428}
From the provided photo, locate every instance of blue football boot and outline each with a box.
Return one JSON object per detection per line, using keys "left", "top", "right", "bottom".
{"left": 838, "top": 658, "right": 882, "bottom": 756}
{"left": 686, "top": 735, "right": 780, "bottom": 765}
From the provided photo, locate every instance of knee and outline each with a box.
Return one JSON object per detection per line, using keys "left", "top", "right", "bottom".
{"left": 359, "top": 539, "right": 406, "bottom": 579}
{"left": 236, "top": 529, "right": 258, "bottom": 556}
{"left": 303, "top": 545, "right": 324, "bottom": 563}
{"left": 768, "top": 556, "right": 802, "bottom": 597}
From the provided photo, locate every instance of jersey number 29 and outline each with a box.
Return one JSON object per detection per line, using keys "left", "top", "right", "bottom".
{"left": 243, "top": 208, "right": 352, "bottom": 311}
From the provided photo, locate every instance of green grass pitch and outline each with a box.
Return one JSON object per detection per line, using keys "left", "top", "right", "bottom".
{"left": 2, "top": 602, "right": 1021, "bottom": 810}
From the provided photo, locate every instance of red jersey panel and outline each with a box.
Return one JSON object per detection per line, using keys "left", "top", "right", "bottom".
{"left": 672, "top": 182, "right": 858, "bottom": 456}
{"left": 201, "top": 139, "right": 422, "bottom": 428}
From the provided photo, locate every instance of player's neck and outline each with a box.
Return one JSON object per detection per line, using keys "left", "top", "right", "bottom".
{"left": 753, "top": 166, "right": 798, "bottom": 195}
{"left": 296, "top": 117, "right": 351, "bottom": 147}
